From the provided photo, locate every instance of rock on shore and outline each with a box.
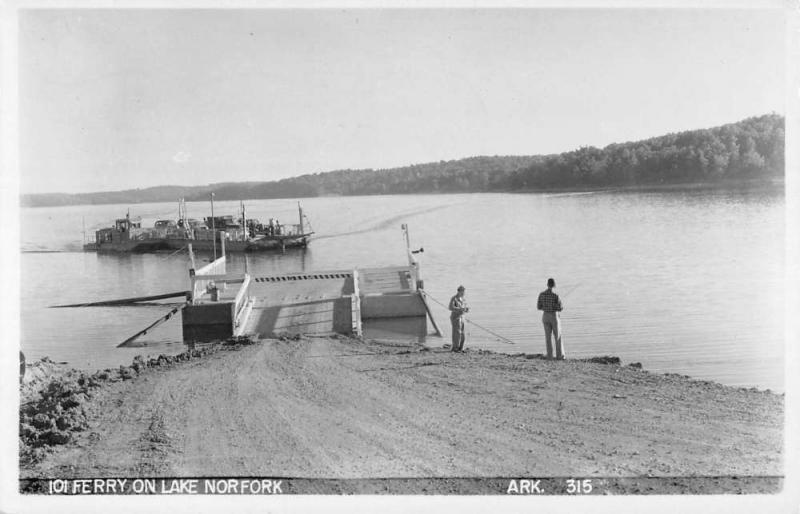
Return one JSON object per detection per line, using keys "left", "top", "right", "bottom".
{"left": 19, "top": 337, "right": 256, "bottom": 464}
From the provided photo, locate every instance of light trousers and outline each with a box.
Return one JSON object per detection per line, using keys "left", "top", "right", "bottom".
{"left": 451, "top": 317, "right": 465, "bottom": 351}
{"left": 542, "top": 311, "right": 565, "bottom": 359}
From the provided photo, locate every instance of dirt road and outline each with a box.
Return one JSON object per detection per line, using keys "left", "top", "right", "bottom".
{"left": 22, "top": 337, "right": 783, "bottom": 493}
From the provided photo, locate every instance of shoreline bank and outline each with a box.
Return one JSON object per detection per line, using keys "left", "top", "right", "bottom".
{"left": 19, "top": 336, "right": 784, "bottom": 494}
{"left": 21, "top": 177, "right": 784, "bottom": 209}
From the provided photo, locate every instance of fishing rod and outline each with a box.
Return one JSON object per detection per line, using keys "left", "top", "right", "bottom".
{"left": 559, "top": 283, "right": 580, "bottom": 299}
{"left": 420, "top": 249, "right": 580, "bottom": 301}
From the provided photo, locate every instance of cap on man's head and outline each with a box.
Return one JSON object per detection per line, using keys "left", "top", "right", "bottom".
{"left": 457, "top": 285, "right": 465, "bottom": 291}
{"left": 547, "top": 278, "right": 556, "bottom": 288}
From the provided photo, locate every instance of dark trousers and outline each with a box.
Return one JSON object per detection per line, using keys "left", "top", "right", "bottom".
{"left": 451, "top": 317, "right": 465, "bottom": 351}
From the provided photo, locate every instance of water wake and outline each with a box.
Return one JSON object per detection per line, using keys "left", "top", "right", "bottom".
{"left": 314, "top": 203, "right": 456, "bottom": 241}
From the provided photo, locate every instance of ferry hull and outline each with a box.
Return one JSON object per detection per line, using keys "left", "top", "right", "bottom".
{"left": 84, "top": 235, "right": 311, "bottom": 253}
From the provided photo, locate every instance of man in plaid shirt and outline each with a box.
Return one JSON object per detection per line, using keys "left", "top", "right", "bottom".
{"left": 537, "top": 278, "right": 565, "bottom": 360}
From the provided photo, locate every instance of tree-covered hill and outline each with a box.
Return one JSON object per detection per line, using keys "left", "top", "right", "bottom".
{"left": 21, "top": 114, "right": 784, "bottom": 207}
{"left": 508, "top": 113, "right": 784, "bottom": 190}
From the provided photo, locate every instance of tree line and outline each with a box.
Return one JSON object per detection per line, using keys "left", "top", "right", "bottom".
{"left": 22, "top": 114, "right": 784, "bottom": 207}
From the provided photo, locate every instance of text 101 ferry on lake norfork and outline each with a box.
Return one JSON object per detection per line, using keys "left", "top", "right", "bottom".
{"left": 83, "top": 199, "right": 314, "bottom": 253}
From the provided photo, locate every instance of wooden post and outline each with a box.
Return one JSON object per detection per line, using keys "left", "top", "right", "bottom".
{"left": 351, "top": 295, "right": 362, "bottom": 337}
{"left": 188, "top": 241, "right": 196, "bottom": 304}
{"left": 220, "top": 232, "right": 227, "bottom": 291}
{"left": 241, "top": 200, "right": 246, "bottom": 241}
{"left": 402, "top": 224, "right": 422, "bottom": 288}
{"left": 299, "top": 203, "right": 304, "bottom": 234}
{"left": 352, "top": 269, "right": 361, "bottom": 298}
{"left": 419, "top": 290, "right": 443, "bottom": 337}
{"left": 401, "top": 224, "right": 413, "bottom": 266}
{"left": 350, "top": 269, "right": 362, "bottom": 337}
{"left": 211, "top": 192, "right": 217, "bottom": 261}
{"left": 188, "top": 267, "right": 196, "bottom": 304}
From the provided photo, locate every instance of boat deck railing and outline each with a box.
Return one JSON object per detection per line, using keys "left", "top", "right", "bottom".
{"left": 261, "top": 223, "right": 305, "bottom": 237}
{"left": 92, "top": 221, "right": 306, "bottom": 243}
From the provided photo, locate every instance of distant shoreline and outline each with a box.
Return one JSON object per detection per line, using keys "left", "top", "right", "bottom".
{"left": 507, "top": 177, "right": 785, "bottom": 195}
{"left": 20, "top": 178, "right": 785, "bottom": 209}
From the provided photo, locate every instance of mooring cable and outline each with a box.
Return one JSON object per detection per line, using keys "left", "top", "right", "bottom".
{"left": 160, "top": 244, "right": 187, "bottom": 260}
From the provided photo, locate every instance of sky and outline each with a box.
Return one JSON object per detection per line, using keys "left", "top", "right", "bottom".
{"left": 17, "top": 7, "right": 788, "bottom": 194}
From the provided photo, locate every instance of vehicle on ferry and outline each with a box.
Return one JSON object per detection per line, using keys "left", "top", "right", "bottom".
{"left": 83, "top": 200, "right": 313, "bottom": 253}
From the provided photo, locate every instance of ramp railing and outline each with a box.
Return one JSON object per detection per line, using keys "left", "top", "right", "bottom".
{"left": 190, "top": 255, "right": 227, "bottom": 303}
{"left": 232, "top": 274, "right": 252, "bottom": 330}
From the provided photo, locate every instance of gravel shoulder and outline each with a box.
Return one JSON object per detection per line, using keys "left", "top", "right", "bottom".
{"left": 19, "top": 336, "right": 784, "bottom": 494}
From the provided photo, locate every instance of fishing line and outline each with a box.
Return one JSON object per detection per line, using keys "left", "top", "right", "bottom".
{"left": 411, "top": 249, "right": 516, "bottom": 344}
{"left": 423, "top": 291, "right": 516, "bottom": 345}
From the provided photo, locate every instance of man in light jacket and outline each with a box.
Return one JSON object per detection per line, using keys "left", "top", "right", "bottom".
{"left": 449, "top": 285, "right": 469, "bottom": 352}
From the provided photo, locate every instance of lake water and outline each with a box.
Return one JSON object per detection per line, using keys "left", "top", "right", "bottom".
{"left": 19, "top": 190, "right": 785, "bottom": 391}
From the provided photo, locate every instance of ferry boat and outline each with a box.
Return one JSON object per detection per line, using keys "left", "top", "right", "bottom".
{"left": 83, "top": 200, "right": 314, "bottom": 253}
